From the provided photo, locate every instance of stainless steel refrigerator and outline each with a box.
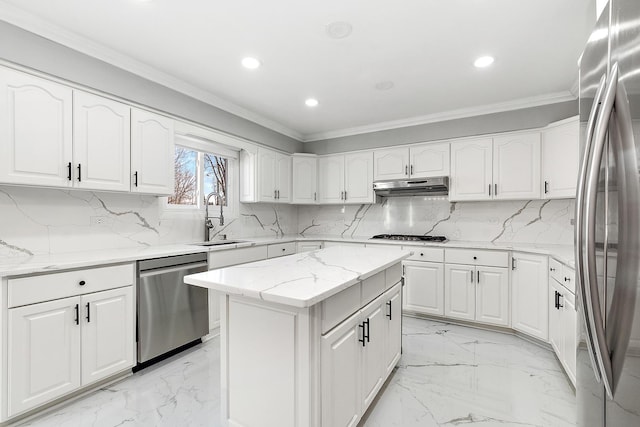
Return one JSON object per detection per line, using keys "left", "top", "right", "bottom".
{"left": 576, "top": 0, "right": 640, "bottom": 425}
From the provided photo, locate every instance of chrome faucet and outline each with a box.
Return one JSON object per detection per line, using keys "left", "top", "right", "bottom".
{"left": 204, "top": 191, "right": 225, "bottom": 241}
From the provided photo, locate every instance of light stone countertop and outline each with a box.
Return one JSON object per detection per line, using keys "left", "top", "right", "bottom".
{"left": 0, "top": 234, "right": 575, "bottom": 277}
{"left": 184, "top": 246, "right": 412, "bottom": 308}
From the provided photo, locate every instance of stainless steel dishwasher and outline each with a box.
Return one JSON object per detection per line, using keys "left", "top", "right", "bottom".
{"left": 137, "top": 253, "right": 209, "bottom": 366}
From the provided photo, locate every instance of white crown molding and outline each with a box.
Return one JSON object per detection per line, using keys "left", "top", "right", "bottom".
{"left": 0, "top": 3, "right": 304, "bottom": 141}
{"left": 302, "top": 91, "right": 577, "bottom": 142}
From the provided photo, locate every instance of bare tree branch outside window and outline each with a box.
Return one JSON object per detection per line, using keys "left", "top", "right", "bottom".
{"left": 204, "top": 154, "right": 228, "bottom": 206}
{"left": 168, "top": 147, "right": 197, "bottom": 205}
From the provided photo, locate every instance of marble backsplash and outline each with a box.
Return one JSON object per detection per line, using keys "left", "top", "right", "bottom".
{"left": 0, "top": 186, "right": 297, "bottom": 257}
{"left": 0, "top": 186, "right": 574, "bottom": 259}
{"left": 297, "top": 197, "right": 575, "bottom": 245}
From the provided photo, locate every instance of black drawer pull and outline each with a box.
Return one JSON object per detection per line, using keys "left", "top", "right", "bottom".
{"left": 79, "top": 280, "right": 86, "bottom": 286}
{"left": 364, "top": 318, "right": 370, "bottom": 343}
{"left": 67, "top": 162, "right": 72, "bottom": 181}
{"left": 386, "top": 301, "right": 392, "bottom": 320}
{"left": 86, "top": 302, "right": 91, "bottom": 322}
{"left": 74, "top": 304, "right": 79, "bottom": 325}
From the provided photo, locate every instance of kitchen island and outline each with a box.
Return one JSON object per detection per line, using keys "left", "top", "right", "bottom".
{"left": 184, "top": 245, "right": 411, "bottom": 427}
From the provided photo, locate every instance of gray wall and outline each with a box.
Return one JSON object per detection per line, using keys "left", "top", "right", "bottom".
{"left": 0, "top": 21, "right": 303, "bottom": 153}
{"left": 303, "top": 100, "right": 578, "bottom": 154}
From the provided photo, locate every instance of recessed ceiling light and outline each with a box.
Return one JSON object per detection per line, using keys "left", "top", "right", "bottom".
{"left": 375, "top": 81, "right": 394, "bottom": 91}
{"left": 305, "top": 98, "right": 319, "bottom": 107}
{"left": 474, "top": 56, "right": 495, "bottom": 68}
{"left": 241, "top": 57, "right": 261, "bottom": 69}
{"left": 325, "top": 21, "right": 353, "bottom": 39}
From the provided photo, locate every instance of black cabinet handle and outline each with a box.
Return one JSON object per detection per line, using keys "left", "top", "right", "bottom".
{"left": 420, "top": 252, "right": 424, "bottom": 257}
{"left": 473, "top": 256, "right": 477, "bottom": 260}
{"left": 554, "top": 290, "right": 559, "bottom": 309}
{"left": 79, "top": 280, "right": 86, "bottom": 286}
{"left": 86, "top": 302, "right": 91, "bottom": 322}
{"left": 494, "top": 183, "right": 498, "bottom": 195}
{"left": 550, "top": 267, "right": 556, "bottom": 272}
{"left": 512, "top": 258, "right": 517, "bottom": 270}
{"left": 74, "top": 303, "right": 79, "bottom": 325}
{"left": 67, "top": 162, "right": 72, "bottom": 181}
{"left": 359, "top": 322, "right": 366, "bottom": 347}
{"left": 77, "top": 164, "right": 82, "bottom": 182}
{"left": 386, "top": 301, "right": 392, "bottom": 320}
{"left": 544, "top": 180, "right": 549, "bottom": 194}
{"left": 489, "top": 184, "right": 492, "bottom": 196}
{"left": 564, "top": 277, "right": 571, "bottom": 282}
{"left": 410, "top": 165, "right": 414, "bottom": 175}
{"left": 558, "top": 293, "right": 564, "bottom": 309}
{"left": 477, "top": 270, "right": 480, "bottom": 283}
{"left": 134, "top": 171, "right": 138, "bottom": 187}
{"left": 364, "top": 318, "right": 370, "bottom": 343}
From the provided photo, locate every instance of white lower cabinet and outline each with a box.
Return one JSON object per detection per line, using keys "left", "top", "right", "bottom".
{"left": 444, "top": 262, "right": 509, "bottom": 327}
{"left": 403, "top": 261, "right": 444, "bottom": 316}
{"left": 321, "top": 282, "right": 401, "bottom": 427}
{"left": 7, "top": 284, "right": 134, "bottom": 418}
{"left": 549, "top": 263, "right": 577, "bottom": 386}
{"left": 511, "top": 253, "right": 549, "bottom": 341}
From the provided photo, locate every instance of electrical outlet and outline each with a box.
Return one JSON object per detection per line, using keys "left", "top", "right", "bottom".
{"left": 91, "top": 216, "right": 107, "bottom": 225}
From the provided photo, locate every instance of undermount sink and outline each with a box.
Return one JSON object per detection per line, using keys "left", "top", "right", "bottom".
{"left": 192, "top": 240, "right": 245, "bottom": 247}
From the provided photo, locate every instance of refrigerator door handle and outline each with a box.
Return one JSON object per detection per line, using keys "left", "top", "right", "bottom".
{"left": 604, "top": 70, "right": 640, "bottom": 397}
{"left": 576, "top": 72, "right": 608, "bottom": 384}
{"left": 584, "top": 63, "right": 619, "bottom": 399}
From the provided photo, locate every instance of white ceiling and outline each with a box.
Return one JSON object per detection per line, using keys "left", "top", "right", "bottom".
{"left": 0, "top": 0, "right": 594, "bottom": 141}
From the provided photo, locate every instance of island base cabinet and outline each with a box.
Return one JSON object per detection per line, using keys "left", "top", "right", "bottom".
{"left": 7, "top": 286, "right": 134, "bottom": 419}
{"left": 385, "top": 286, "right": 402, "bottom": 376}
{"left": 8, "top": 297, "right": 81, "bottom": 417}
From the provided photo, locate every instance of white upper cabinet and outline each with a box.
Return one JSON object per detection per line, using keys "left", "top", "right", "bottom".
{"left": 254, "top": 147, "right": 291, "bottom": 203}
{"left": 319, "top": 152, "right": 374, "bottom": 204}
{"left": 373, "top": 147, "right": 409, "bottom": 180}
{"left": 130, "top": 108, "right": 174, "bottom": 195}
{"left": 0, "top": 67, "right": 73, "bottom": 188}
{"left": 542, "top": 116, "right": 579, "bottom": 199}
{"left": 449, "top": 138, "right": 493, "bottom": 201}
{"left": 344, "top": 152, "right": 374, "bottom": 203}
{"left": 410, "top": 142, "right": 450, "bottom": 178}
{"left": 291, "top": 154, "right": 317, "bottom": 204}
{"left": 373, "top": 142, "right": 449, "bottom": 181}
{"left": 493, "top": 132, "right": 541, "bottom": 200}
{"left": 73, "top": 91, "right": 131, "bottom": 192}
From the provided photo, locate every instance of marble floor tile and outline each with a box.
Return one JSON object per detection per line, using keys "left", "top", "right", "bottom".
{"left": 19, "top": 317, "right": 575, "bottom": 427}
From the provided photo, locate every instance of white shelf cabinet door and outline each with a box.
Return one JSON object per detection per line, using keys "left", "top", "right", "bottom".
{"left": 449, "top": 138, "right": 493, "bottom": 201}
{"left": 344, "top": 151, "right": 374, "bottom": 204}
{"left": 492, "top": 132, "right": 541, "bottom": 200}
{"left": 444, "top": 264, "right": 476, "bottom": 321}
{"left": 8, "top": 296, "right": 81, "bottom": 417}
{"left": 548, "top": 281, "right": 564, "bottom": 355}
{"left": 384, "top": 283, "right": 402, "bottom": 377}
{"left": 373, "top": 147, "right": 409, "bottom": 180}
{"left": 130, "top": 108, "right": 174, "bottom": 195}
{"left": 291, "top": 154, "right": 318, "bottom": 204}
{"left": 542, "top": 117, "right": 579, "bottom": 199}
{"left": 275, "top": 152, "right": 292, "bottom": 203}
{"left": 511, "top": 253, "right": 549, "bottom": 341}
{"left": 0, "top": 67, "right": 73, "bottom": 188}
{"left": 256, "top": 148, "right": 276, "bottom": 202}
{"left": 81, "top": 287, "right": 134, "bottom": 386}
{"left": 562, "top": 292, "right": 577, "bottom": 385}
{"left": 321, "top": 311, "right": 362, "bottom": 427}
{"left": 410, "top": 142, "right": 450, "bottom": 178}
{"left": 475, "top": 266, "right": 510, "bottom": 327}
{"left": 73, "top": 91, "right": 131, "bottom": 192}
{"left": 403, "top": 261, "right": 444, "bottom": 316}
{"left": 318, "top": 155, "right": 345, "bottom": 204}
{"left": 361, "top": 296, "right": 386, "bottom": 412}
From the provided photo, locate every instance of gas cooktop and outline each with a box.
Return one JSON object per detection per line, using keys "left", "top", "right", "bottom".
{"left": 370, "top": 234, "right": 448, "bottom": 243}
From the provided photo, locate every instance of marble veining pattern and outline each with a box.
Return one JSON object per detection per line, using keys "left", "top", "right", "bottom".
{"left": 184, "top": 246, "right": 411, "bottom": 307}
{"left": 298, "top": 197, "right": 574, "bottom": 245}
{"left": 19, "top": 318, "right": 576, "bottom": 427}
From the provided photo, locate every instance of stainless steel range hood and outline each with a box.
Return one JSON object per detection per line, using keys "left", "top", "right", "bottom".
{"left": 373, "top": 177, "right": 449, "bottom": 197}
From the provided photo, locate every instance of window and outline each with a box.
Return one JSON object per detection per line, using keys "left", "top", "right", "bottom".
{"left": 168, "top": 145, "right": 233, "bottom": 211}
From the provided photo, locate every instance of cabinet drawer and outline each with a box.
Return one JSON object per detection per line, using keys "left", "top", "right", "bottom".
{"left": 296, "top": 241, "right": 323, "bottom": 253}
{"left": 267, "top": 242, "right": 296, "bottom": 258}
{"left": 561, "top": 265, "right": 575, "bottom": 294}
{"left": 322, "top": 283, "right": 362, "bottom": 334}
{"left": 208, "top": 245, "right": 268, "bottom": 269}
{"left": 445, "top": 249, "right": 508, "bottom": 267}
{"left": 8, "top": 264, "right": 134, "bottom": 308}
{"left": 361, "top": 271, "right": 385, "bottom": 306}
{"left": 549, "top": 258, "right": 563, "bottom": 283}
{"left": 403, "top": 247, "right": 444, "bottom": 263}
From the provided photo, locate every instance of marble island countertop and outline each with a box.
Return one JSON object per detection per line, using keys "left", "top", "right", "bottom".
{"left": 0, "top": 234, "right": 575, "bottom": 277}
{"left": 184, "top": 246, "right": 412, "bottom": 307}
